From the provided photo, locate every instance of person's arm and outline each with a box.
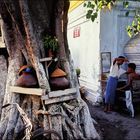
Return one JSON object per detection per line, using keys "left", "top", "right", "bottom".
{"left": 113, "top": 58, "right": 117, "bottom": 65}
{"left": 117, "top": 74, "right": 132, "bottom": 91}
{"left": 113, "top": 58, "right": 128, "bottom": 65}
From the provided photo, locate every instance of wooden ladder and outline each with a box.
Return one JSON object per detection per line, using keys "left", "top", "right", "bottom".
{"left": 10, "top": 57, "right": 78, "bottom": 105}
{"left": 40, "top": 57, "right": 58, "bottom": 79}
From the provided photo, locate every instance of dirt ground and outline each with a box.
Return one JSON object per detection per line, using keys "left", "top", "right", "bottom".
{"left": 86, "top": 100, "right": 140, "bottom": 140}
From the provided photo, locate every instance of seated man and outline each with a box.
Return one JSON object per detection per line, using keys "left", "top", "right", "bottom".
{"left": 117, "top": 63, "right": 140, "bottom": 117}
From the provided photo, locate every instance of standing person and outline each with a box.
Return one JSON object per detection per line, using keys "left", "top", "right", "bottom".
{"left": 104, "top": 56, "right": 128, "bottom": 112}
{"left": 117, "top": 63, "right": 140, "bottom": 117}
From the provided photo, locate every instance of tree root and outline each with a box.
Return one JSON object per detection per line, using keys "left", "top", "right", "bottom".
{"left": 37, "top": 99, "right": 100, "bottom": 140}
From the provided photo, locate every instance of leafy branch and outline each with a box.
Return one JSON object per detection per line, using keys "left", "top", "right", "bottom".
{"left": 127, "top": 14, "right": 140, "bottom": 37}
{"left": 83, "top": 0, "right": 116, "bottom": 22}
{"left": 84, "top": 0, "right": 140, "bottom": 37}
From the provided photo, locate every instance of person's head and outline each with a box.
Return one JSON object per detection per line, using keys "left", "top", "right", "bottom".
{"left": 127, "top": 63, "right": 136, "bottom": 73}
{"left": 117, "top": 56, "right": 125, "bottom": 65}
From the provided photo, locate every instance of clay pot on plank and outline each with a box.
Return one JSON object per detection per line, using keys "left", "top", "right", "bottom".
{"left": 49, "top": 68, "right": 70, "bottom": 91}
{"left": 16, "top": 65, "right": 38, "bottom": 87}
{"left": 16, "top": 72, "right": 38, "bottom": 87}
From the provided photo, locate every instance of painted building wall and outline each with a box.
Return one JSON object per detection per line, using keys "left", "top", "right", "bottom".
{"left": 67, "top": 1, "right": 140, "bottom": 102}
{"left": 100, "top": 5, "right": 134, "bottom": 60}
{"left": 67, "top": 3, "right": 101, "bottom": 102}
{"left": 100, "top": 1, "right": 140, "bottom": 74}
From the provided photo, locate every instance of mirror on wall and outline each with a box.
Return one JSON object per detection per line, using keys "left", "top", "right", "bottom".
{"left": 101, "top": 52, "right": 111, "bottom": 74}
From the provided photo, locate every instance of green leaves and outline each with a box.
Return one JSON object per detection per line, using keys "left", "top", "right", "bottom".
{"left": 43, "top": 35, "right": 58, "bottom": 51}
{"left": 123, "top": 1, "right": 129, "bottom": 8}
{"left": 86, "top": 9, "right": 98, "bottom": 21}
{"left": 91, "top": 13, "right": 98, "bottom": 22}
{"left": 83, "top": 3, "right": 87, "bottom": 7}
{"left": 87, "top": 1, "right": 92, "bottom": 8}
{"left": 87, "top": 10, "right": 93, "bottom": 15}
{"left": 125, "top": 11, "right": 129, "bottom": 17}
{"left": 84, "top": 0, "right": 116, "bottom": 22}
{"left": 83, "top": 0, "right": 140, "bottom": 38}
{"left": 126, "top": 16, "right": 140, "bottom": 37}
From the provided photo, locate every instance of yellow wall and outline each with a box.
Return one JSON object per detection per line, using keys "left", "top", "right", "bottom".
{"left": 69, "top": 1, "right": 84, "bottom": 12}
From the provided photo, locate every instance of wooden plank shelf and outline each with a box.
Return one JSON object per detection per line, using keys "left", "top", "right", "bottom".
{"left": 10, "top": 86, "right": 46, "bottom": 96}
{"left": 48, "top": 88, "right": 77, "bottom": 98}
{"left": 40, "top": 57, "right": 52, "bottom": 62}
{"left": 42, "top": 94, "right": 78, "bottom": 105}
{"left": 40, "top": 57, "right": 58, "bottom": 62}
{"left": 41, "top": 88, "right": 77, "bottom": 105}
{"left": 39, "top": 57, "right": 58, "bottom": 79}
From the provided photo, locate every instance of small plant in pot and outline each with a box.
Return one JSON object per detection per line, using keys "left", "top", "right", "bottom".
{"left": 43, "top": 35, "right": 59, "bottom": 57}
{"left": 76, "top": 68, "right": 81, "bottom": 77}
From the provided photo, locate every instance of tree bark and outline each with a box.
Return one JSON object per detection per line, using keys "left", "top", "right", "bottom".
{"left": 0, "top": 55, "right": 7, "bottom": 118}
{"left": 0, "top": 0, "right": 100, "bottom": 139}
{"left": 19, "top": 0, "right": 50, "bottom": 90}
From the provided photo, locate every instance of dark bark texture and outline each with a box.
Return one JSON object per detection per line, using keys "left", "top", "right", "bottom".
{"left": 0, "top": 0, "right": 100, "bottom": 139}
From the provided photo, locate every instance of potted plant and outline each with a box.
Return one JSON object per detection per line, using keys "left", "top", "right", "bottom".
{"left": 43, "top": 35, "right": 59, "bottom": 57}
{"left": 76, "top": 68, "right": 81, "bottom": 77}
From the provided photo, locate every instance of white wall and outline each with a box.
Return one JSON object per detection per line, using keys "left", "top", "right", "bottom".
{"left": 67, "top": 3, "right": 101, "bottom": 101}
{"left": 67, "top": 1, "right": 139, "bottom": 103}
{"left": 100, "top": 3, "right": 135, "bottom": 61}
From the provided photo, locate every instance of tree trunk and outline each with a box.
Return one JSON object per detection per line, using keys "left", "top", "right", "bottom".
{"left": 0, "top": 0, "right": 100, "bottom": 139}
{"left": 0, "top": 55, "right": 7, "bottom": 118}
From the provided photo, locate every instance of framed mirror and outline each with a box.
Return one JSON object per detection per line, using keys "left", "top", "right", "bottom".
{"left": 101, "top": 52, "right": 111, "bottom": 73}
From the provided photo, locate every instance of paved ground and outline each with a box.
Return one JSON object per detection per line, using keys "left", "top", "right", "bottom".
{"left": 86, "top": 100, "right": 140, "bottom": 140}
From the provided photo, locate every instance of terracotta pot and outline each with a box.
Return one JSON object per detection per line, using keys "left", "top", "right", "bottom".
{"left": 50, "top": 77, "right": 70, "bottom": 91}
{"left": 50, "top": 68, "right": 67, "bottom": 78}
{"left": 16, "top": 72, "right": 38, "bottom": 87}
{"left": 18, "top": 65, "right": 32, "bottom": 76}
